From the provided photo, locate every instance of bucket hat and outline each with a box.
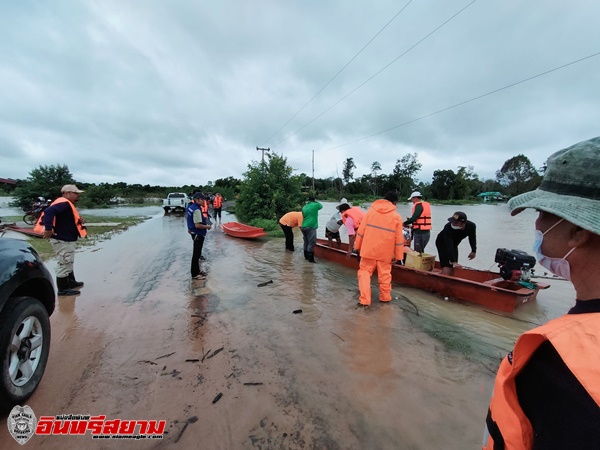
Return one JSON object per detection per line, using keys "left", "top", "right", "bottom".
{"left": 508, "top": 136, "right": 600, "bottom": 235}
{"left": 408, "top": 191, "right": 422, "bottom": 200}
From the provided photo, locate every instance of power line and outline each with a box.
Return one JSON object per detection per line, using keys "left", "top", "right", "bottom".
{"left": 323, "top": 51, "right": 600, "bottom": 151}
{"left": 261, "top": 0, "right": 414, "bottom": 146}
{"left": 271, "top": 0, "right": 479, "bottom": 149}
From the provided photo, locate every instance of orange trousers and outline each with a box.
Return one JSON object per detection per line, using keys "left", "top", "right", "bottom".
{"left": 357, "top": 257, "right": 392, "bottom": 305}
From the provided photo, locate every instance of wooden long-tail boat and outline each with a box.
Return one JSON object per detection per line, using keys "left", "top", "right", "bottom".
{"left": 221, "top": 222, "right": 268, "bottom": 239}
{"left": 313, "top": 239, "right": 548, "bottom": 313}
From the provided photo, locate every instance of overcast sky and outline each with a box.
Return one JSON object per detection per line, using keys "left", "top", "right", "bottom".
{"left": 1, "top": 0, "right": 599, "bottom": 188}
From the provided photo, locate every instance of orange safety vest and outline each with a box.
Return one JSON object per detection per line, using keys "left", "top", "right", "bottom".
{"left": 33, "top": 197, "right": 87, "bottom": 238}
{"left": 213, "top": 195, "right": 223, "bottom": 208}
{"left": 354, "top": 199, "right": 404, "bottom": 261}
{"left": 201, "top": 199, "right": 209, "bottom": 218}
{"left": 279, "top": 211, "right": 303, "bottom": 228}
{"left": 341, "top": 207, "right": 364, "bottom": 231}
{"left": 483, "top": 313, "right": 600, "bottom": 449}
{"left": 412, "top": 201, "right": 432, "bottom": 231}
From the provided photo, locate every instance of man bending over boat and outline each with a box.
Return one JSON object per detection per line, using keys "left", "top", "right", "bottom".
{"left": 483, "top": 136, "right": 600, "bottom": 449}
{"left": 434, "top": 211, "right": 477, "bottom": 276}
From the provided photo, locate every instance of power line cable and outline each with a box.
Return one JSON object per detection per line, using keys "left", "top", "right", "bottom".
{"left": 271, "top": 0, "right": 478, "bottom": 149}
{"left": 261, "top": 0, "right": 414, "bottom": 146}
{"left": 323, "top": 51, "right": 600, "bottom": 151}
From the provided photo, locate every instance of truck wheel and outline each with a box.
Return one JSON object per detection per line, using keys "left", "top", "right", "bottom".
{"left": 163, "top": 208, "right": 170, "bottom": 214}
{"left": 0, "top": 297, "right": 51, "bottom": 413}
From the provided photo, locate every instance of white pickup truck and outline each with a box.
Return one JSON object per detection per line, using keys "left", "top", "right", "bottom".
{"left": 162, "top": 192, "right": 189, "bottom": 214}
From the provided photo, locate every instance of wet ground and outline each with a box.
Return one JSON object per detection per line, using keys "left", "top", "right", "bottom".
{"left": 0, "top": 202, "right": 574, "bottom": 449}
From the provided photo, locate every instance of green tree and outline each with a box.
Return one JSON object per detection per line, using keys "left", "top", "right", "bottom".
{"left": 391, "top": 153, "right": 422, "bottom": 198}
{"left": 235, "top": 152, "right": 303, "bottom": 223}
{"left": 11, "top": 164, "right": 77, "bottom": 208}
{"left": 370, "top": 161, "right": 381, "bottom": 195}
{"left": 496, "top": 155, "right": 541, "bottom": 196}
{"left": 342, "top": 158, "right": 356, "bottom": 185}
{"left": 431, "top": 169, "right": 456, "bottom": 200}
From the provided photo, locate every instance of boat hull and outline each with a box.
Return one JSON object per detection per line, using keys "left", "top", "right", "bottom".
{"left": 313, "top": 239, "right": 547, "bottom": 313}
{"left": 222, "top": 222, "right": 268, "bottom": 239}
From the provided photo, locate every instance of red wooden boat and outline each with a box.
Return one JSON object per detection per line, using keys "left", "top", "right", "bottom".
{"left": 5, "top": 224, "right": 44, "bottom": 238}
{"left": 221, "top": 222, "right": 268, "bottom": 239}
{"left": 313, "top": 239, "right": 548, "bottom": 313}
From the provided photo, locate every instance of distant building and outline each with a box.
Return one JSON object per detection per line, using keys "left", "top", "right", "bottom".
{"left": 0, "top": 178, "right": 17, "bottom": 187}
{"left": 477, "top": 191, "right": 507, "bottom": 202}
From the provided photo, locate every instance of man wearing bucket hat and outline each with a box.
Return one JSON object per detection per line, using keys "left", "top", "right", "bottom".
{"left": 34, "top": 184, "right": 87, "bottom": 295}
{"left": 483, "top": 137, "right": 600, "bottom": 449}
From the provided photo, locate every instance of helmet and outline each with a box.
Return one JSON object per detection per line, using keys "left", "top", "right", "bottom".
{"left": 37, "top": 197, "right": 45, "bottom": 201}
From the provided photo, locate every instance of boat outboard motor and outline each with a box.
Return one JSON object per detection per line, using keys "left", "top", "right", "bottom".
{"left": 495, "top": 248, "right": 537, "bottom": 282}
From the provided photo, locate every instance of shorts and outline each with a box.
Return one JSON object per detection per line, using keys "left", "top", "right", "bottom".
{"left": 326, "top": 228, "right": 340, "bottom": 240}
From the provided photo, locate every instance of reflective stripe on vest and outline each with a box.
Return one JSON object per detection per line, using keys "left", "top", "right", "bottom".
{"left": 33, "top": 197, "right": 87, "bottom": 238}
{"left": 483, "top": 313, "right": 600, "bottom": 449}
{"left": 412, "top": 201, "right": 432, "bottom": 230}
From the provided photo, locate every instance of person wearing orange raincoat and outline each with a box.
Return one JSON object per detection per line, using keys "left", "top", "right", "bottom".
{"left": 353, "top": 190, "right": 405, "bottom": 307}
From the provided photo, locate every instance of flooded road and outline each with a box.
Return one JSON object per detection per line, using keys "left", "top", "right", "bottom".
{"left": 0, "top": 201, "right": 574, "bottom": 449}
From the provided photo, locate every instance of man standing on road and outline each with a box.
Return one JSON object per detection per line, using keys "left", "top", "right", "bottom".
{"left": 483, "top": 137, "right": 600, "bottom": 449}
{"left": 403, "top": 191, "right": 432, "bottom": 253}
{"left": 34, "top": 184, "right": 87, "bottom": 296}
{"left": 279, "top": 211, "right": 303, "bottom": 251}
{"left": 434, "top": 211, "right": 476, "bottom": 276}
{"left": 187, "top": 192, "right": 212, "bottom": 279}
{"left": 301, "top": 195, "right": 323, "bottom": 263}
{"left": 353, "top": 190, "right": 404, "bottom": 308}
{"left": 212, "top": 192, "right": 224, "bottom": 222}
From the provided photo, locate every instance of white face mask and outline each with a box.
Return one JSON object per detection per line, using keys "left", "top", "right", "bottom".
{"left": 450, "top": 224, "right": 462, "bottom": 230}
{"left": 532, "top": 218, "right": 576, "bottom": 280}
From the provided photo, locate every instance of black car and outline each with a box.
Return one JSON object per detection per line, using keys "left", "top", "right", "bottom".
{"left": 0, "top": 238, "right": 55, "bottom": 413}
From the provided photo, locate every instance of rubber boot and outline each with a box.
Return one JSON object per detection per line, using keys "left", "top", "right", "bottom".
{"left": 307, "top": 252, "right": 316, "bottom": 263}
{"left": 304, "top": 251, "right": 309, "bottom": 260}
{"left": 57, "top": 277, "right": 80, "bottom": 296}
{"left": 68, "top": 272, "right": 84, "bottom": 288}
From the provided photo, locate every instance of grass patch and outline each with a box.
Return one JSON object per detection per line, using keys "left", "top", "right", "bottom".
{"left": 248, "top": 218, "right": 284, "bottom": 238}
{"left": 2, "top": 215, "right": 149, "bottom": 260}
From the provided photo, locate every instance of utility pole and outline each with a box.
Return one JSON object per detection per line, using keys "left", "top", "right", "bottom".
{"left": 256, "top": 147, "right": 270, "bottom": 163}
{"left": 312, "top": 150, "right": 315, "bottom": 193}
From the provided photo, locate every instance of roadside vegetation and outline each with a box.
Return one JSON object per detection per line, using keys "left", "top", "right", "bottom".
{"left": 1, "top": 215, "right": 148, "bottom": 260}
{"left": 1, "top": 151, "right": 543, "bottom": 237}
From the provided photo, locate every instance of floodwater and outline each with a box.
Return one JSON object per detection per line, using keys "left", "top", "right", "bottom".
{"left": 0, "top": 199, "right": 574, "bottom": 449}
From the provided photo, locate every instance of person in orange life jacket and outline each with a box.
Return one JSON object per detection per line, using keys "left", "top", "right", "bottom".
{"left": 35, "top": 184, "right": 87, "bottom": 296}
{"left": 301, "top": 195, "right": 323, "bottom": 263}
{"left": 337, "top": 203, "right": 365, "bottom": 259}
{"left": 187, "top": 192, "right": 212, "bottom": 279}
{"left": 279, "top": 211, "right": 303, "bottom": 251}
{"left": 403, "top": 191, "right": 432, "bottom": 253}
{"left": 435, "top": 211, "right": 476, "bottom": 276}
{"left": 483, "top": 137, "right": 600, "bottom": 450}
{"left": 353, "top": 190, "right": 404, "bottom": 307}
{"left": 212, "top": 192, "right": 224, "bottom": 222}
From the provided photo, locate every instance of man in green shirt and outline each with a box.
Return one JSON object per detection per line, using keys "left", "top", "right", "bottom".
{"left": 301, "top": 196, "right": 323, "bottom": 263}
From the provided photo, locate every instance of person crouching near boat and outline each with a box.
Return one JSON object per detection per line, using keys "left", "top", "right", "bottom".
{"left": 279, "top": 211, "right": 303, "bottom": 251}
{"left": 353, "top": 190, "right": 404, "bottom": 308}
{"left": 325, "top": 206, "right": 343, "bottom": 249}
{"left": 483, "top": 136, "right": 600, "bottom": 449}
